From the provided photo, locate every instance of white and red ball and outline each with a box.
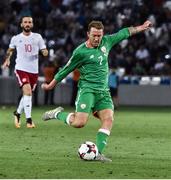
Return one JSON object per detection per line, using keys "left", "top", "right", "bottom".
{"left": 78, "top": 141, "right": 98, "bottom": 160}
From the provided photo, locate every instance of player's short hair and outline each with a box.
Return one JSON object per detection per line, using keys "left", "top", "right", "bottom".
{"left": 20, "top": 15, "right": 33, "bottom": 23}
{"left": 88, "top": 21, "right": 104, "bottom": 32}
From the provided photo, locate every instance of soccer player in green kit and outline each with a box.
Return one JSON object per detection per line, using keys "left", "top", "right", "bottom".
{"left": 41, "top": 20, "right": 152, "bottom": 162}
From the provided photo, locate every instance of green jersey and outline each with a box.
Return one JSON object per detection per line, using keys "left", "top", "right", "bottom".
{"left": 55, "top": 28, "right": 130, "bottom": 90}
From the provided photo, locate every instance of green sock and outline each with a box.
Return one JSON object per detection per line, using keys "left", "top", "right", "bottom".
{"left": 96, "top": 131, "right": 109, "bottom": 154}
{"left": 56, "top": 112, "right": 69, "bottom": 124}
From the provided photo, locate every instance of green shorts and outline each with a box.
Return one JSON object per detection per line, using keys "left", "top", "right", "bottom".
{"left": 75, "top": 88, "right": 114, "bottom": 113}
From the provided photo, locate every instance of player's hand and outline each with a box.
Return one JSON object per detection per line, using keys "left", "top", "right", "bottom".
{"left": 1, "top": 59, "right": 10, "bottom": 69}
{"left": 41, "top": 79, "right": 57, "bottom": 90}
{"left": 41, "top": 83, "right": 49, "bottom": 90}
{"left": 142, "top": 20, "right": 153, "bottom": 30}
{"left": 41, "top": 49, "right": 48, "bottom": 57}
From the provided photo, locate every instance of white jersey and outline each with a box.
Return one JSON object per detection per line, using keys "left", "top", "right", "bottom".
{"left": 9, "top": 32, "right": 46, "bottom": 73}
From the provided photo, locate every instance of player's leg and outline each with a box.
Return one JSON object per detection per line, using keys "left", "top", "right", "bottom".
{"left": 42, "top": 89, "right": 93, "bottom": 128}
{"left": 93, "top": 91, "right": 114, "bottom": 162}
{"left": 22, "top": 83, "right": 35, "bottom": 128}
{"left": 66, "top": 112, "right": 89, "bottom": 128}
{"left": 17, "top": 96, "right": 24, "bottom": 114}
{"left": 42, "top": 106, "right": 89, "bottom": 127}
{"left": 20, "top": 72, "right": 38, "bottom": 128}
{"left": 14, "top": 70, "right": 30, "bottom": 128}
{"left": 24, "top": 73, "right": 38, "bottom": 128}
{"left": 96, "top": 109, "right": 113, "bottom": 153}
{"left": 14, "top": 70, "right": 36, "bottom": 128}
{"left": 13, "top": 96, "right": 24, "bottom": 128}
{"left": 94, "top": 109, "right": 113, "bottom": 162}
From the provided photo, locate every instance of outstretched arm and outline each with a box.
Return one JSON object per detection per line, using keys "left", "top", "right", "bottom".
{"left": 128, "top": 20, "right": 152, "bottom": 36}
{"left": 41, "top": 79, "right": 57, "bottom": 90}
{"left": 41, "top": 50, "right": 81, "bottom": 91}
{"left": 1, "top": 48, "right": 14, "bottom": 69}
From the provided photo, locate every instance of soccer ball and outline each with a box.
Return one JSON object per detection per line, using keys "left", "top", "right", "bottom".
{"left": 78, "top": 141, "right": 98, "bottom": 160}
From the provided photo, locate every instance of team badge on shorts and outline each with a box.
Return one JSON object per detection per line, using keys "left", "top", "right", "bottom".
{"left": 80, "top": 104, "right": 86, "bottom": 109}
{"left": 22, "top": 78, "right": 27, "bottom": 82}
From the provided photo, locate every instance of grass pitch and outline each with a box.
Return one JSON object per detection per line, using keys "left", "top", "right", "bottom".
{"left": 0, "top": 105, "right": 171, "bottom": 179}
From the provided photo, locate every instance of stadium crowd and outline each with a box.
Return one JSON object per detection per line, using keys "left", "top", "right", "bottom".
{"left": 0, "top": 0, "right": 171, "bottom": 77}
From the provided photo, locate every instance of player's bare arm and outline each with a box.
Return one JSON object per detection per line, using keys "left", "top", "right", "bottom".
{"left": 41, "top": 49, "right": 48, "bottom": 57}
{"left": 2, "top": 48, "right": 14, "bottom": 69}
{"left": 128, "top": 20, "right": 152, "bottom": 36}
{"left": 41, "top": 79, "right": 57, "bottom": 90}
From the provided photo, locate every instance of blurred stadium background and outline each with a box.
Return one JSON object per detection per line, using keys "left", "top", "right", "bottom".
{"left": 1, "top": 1, "right": 171, "bottom": 179}
{"left": 0, "top": 0, "right": 171, "bottom": 106}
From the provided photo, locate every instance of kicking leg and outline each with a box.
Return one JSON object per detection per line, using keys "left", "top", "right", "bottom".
{"left": 42, "top": 107, "right": 89, "bottom": 128}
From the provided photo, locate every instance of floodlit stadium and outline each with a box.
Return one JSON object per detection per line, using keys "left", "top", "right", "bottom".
{"left": 0, "top": 0, "right": 171, "bottom": 178}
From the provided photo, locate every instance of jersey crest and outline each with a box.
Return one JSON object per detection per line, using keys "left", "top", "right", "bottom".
{"left": 101, "top": 46, "right": 108, "bottom": 56}
{"left": 101, "top": 46, "right": 106, "bottom": 53}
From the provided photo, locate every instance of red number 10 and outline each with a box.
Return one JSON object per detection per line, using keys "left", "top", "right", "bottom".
{"left": 25, "top": 44, "right": 32, "bottom": 52}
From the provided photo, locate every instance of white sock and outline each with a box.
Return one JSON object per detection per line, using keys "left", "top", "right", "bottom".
{"left": 17, "top": 97, "right": 24, "bottom": 114}
{"left": 66, "top": 113, "right": 74, "bottom": 125}
{"left": 98, "top": 128, "right": 110, "bottom": 136}
{"left": 23, "top": 95, "right": 32, "bottom": 119}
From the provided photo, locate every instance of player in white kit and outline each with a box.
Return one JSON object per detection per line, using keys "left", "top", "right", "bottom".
{"left": 2, "top": 16, "right": 48, "bottom": 128}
